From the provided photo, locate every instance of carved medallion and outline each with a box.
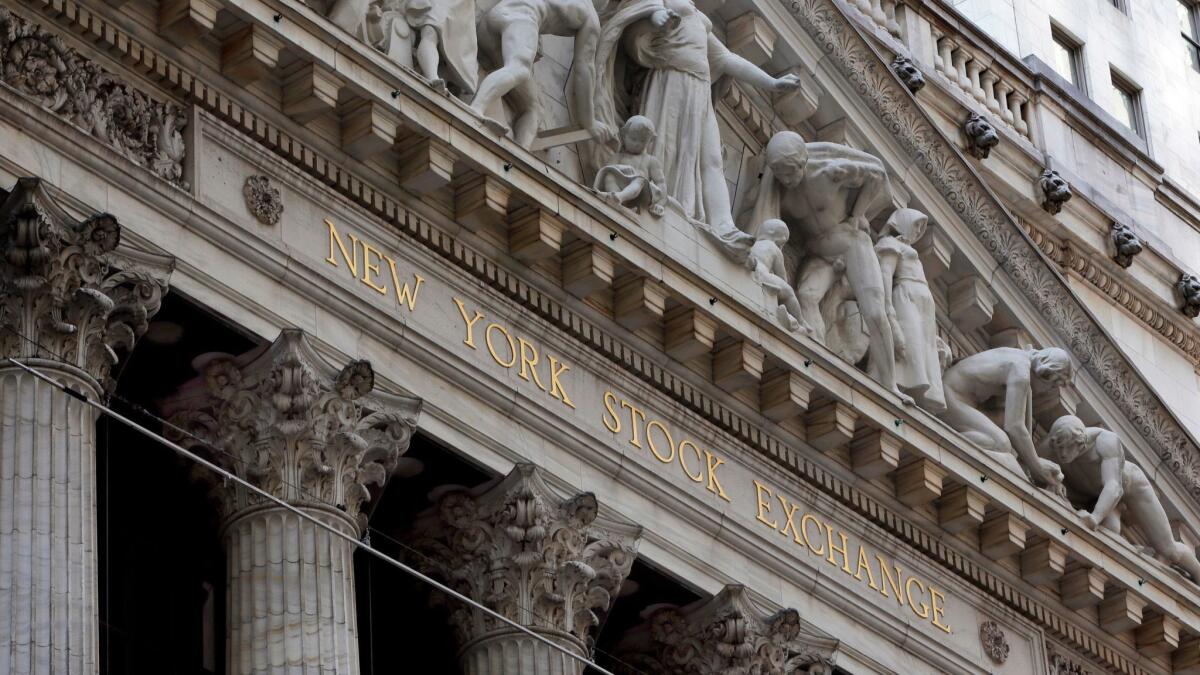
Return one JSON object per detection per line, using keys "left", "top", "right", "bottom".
{"left": 243, "top": 175, "right": 283, "bottom": 225}
{"left": 979, "top": 620, "right": 1010, "bottom": 663}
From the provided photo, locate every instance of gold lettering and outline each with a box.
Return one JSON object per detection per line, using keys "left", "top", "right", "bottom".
{"left": 704, "top": 451, "right": 731, "bottom": 502}
{"left": 602, "top": 391, "right": 621, "bottom": 434}
{"left": 547, "top": 356, "right": 575, "bottom": 408}
{"left": 876, "top": 556, "right": 906, "bottom": 607}
{"left": 386, "top": 257, "right": 423, "bottom": 311}
{"left": 853, "top": 545, "right": 880, "bottom": 591}
{"left": 800, "top": 514, "right": 825, "bottom": 556}
{"left": 678, "top": 440, "right": 704, "bottom": 482}
{"left": 753, "top": 481, "right": 777, "bottom": 529}
{"left": 324, "top": 219, "right": 359, "bottom": 278}
{"left": 516, "top": 338, "right": 547, "bottom": 391}
{"left": 453, "top": 298, "right": 485, "bottom": 349}
{"left": 930, "top": 588, "right": 951, "bottom": 633}
{"left": 777, "top": 495, "right": 803, "bottom": 545}
{"left": 621, "top": 401, "right": 646, "bottom": 449}
{"left": 825, "top": 527, "right": 853, "bottom": 574}
{"left": 646, "top": 420, "right": 675, "bottom": 464}
{"left": 360, "top": 241, "right": 388, "bottom": 294}
{"left": 905, "top": 577, "right": 930, "bottom": 619}
{"left": 485, "top": 323, "right": 517, "bottom": 368}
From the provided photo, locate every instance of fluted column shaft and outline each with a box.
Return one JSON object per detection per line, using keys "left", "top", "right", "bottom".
{"left": 224, "top": 505, "right": 360, "bottom": 675}
{"left": 0, "top": 363, "right": 100, "bottom": 674}
{"left": 461, "top": 628, "right": 588, "bottom": 675}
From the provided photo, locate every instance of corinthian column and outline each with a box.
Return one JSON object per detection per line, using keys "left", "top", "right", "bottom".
{"left": 410, "top": 464, "right": 642, "bottom": 675}
{"left": 164, "top": 330, "right": 421, "bottom": 675}
{"left": 0, "top": 177, "right": 172, "bottom": 674}
{"left": 614, "top": 585, "right": 839, "bottom": 675}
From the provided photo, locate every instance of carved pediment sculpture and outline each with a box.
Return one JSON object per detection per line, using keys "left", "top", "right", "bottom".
{"left": 939, "top": 346, "right": 1072, "bottom": 491}
{"left": 613, "top": 585, "right": 838, "bottom": 675}
{"left": 1040, "top": 415, "right": 1200, "bottom": 584}
{"left": 593, "top": 115, "right": 668, "bottom": 217}
{"left": 162, "top": 329, "right": 422, "bottom": 527}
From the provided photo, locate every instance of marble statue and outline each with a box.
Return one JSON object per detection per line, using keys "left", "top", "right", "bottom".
{"left": 748, "top": 219, "right": 809, "bottom": 334}
{"left": 472, "top": 0, "right": 614, "bottom": 148}
{"left": 751, "top": 131, "right": 912, "bottom": 405}
{"left": 593, "top": 115, "right": 667, "bottom": 216}
{"left": 963, "top": 112, "right": 999, "bottom": 159}
{"left": 1181, "top": 273, "right": 1200, "bottom": 318}
{"left": 370, "top": 0, "right": 479, "bottom": 94}
{"left": 874, "top": 209, "right": 946, "bottom": 412}
{"left": 891, "top": 56, "right": 924, "bottom": 94}
{"left": 1041, "top": 416, "right": 1200, "bottom": 583}
{"left": 583, "top": 0, "right": 801, "bottom": 259}
{"left": 940, "top": 346, "right": 1072, "bottom": 490}
{"left": 1038, "top": 169, "right": 1072, "bottom": 215}
{"left": 1109, "top": 222, "right": 1143, "bottom": 268}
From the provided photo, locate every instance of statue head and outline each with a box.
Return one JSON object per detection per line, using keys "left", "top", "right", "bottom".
{"left": 1039, "top": 170, "right": 1072, "bottom": 214}
{"left": 620, "top": 115, "right": 656, "bottom": 154}
{"left": 963, "top": 113, "right": 999, "bottom": 159}
{"left": 891, "top": 56, "right": 925, "bottom": 94}
{"left": 1179, "top": 273, "right": 1200, "bottom": 318}
{"left": 883, "top": 208, "right": 929, "bottom": 245}
{"left": 1109, "top": 222, "right": 1143, "bottom": 268}
{"left": 765, "top": 131, "right": 809, "bottom": 189}
{"left": 758, "top": 218, "right": 790, "bottom": 245}
{"left": 1045, "top": 415, "right": 1090, "bottom": 463}
{"left": 1031, "top": 347, "right": 1073, "bottom": 387}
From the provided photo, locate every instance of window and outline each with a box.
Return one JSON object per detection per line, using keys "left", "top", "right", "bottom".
{"left": 1109, "top": 70, "right": 1144, "bottom": 137}
{"left": 1180, "top": 1, "right": 1200, "bottom": 72}
{"left": 1050, "top": 26, "right": 1086, "bottom": 92}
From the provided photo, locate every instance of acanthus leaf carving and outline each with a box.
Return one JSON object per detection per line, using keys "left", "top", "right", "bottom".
{"left": 0, "top": 177, "right": 172, "bottom": 385}
{"left": 162, "top": 329, "right": 421, "bottom": 527}
{"left": 0, "top": 7, "right": 187, "bottom": 187}
{"left": 408, "top": 464, "right": 641, "bottom": 653}
{"left": 613, "top": 585, "right": 837, "bottom": 675}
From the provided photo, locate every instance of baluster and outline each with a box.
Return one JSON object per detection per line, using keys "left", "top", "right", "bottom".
{"left": 870, "top": 0, "right": 887, "bottom": 28}
{"left": 951, "top": 48, "right": 971, "bottom": 91}
{"left": 966, "top": 61, "right": 985, "bottom": 102}
{"left": 981, "top": 71, "right": 1000, "bottom": 113}
{"left": 1008, "top": 90, "right": 1029, "bottom": 136}
{"left": 857, "top": 0, "right": 873, "bottom": 17}
{"left": 883, "top": 0, "right": 902, "bottom": 37}
{"left": 995, "top": 81, "right": 1014, "bottom": 124}
{"left": 933, "top": 31, "right": 949, "bottom": 73}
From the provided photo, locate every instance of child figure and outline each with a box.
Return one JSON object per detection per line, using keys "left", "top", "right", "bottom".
{"left": 747, "top": 219, "right": 810, "bottom": 335}
{"left": 364, "top": 0, "right": 478, "bottom": 95}
{"left": 592, "top": 116, "right": 667, "bottom": 217}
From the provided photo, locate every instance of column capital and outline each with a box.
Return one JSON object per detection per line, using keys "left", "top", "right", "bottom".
{"left": 411, "top": 464, "right": 642, "bottom": 658}
{"left": 164, "top": 329, "right": 422, "bottom": 527}
{"left": 614, "top": 585, "right": 838, "bottom": 675}
{"left": 0, "top": 177, "right": 172, "bottom": 385}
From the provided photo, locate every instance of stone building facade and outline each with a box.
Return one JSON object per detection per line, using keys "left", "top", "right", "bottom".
{"left": 0, "top": 0, "right": 1198, "bottom": 673}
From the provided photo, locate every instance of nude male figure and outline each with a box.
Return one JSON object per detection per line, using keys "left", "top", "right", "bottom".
{"left": 752, "top": 131, "right": 910, "bottom": 404}
{"left": 1041, "top": 415, "right": 1200, "bottom": 582}
{"left": 940, "top": 346, "right": 1072, "bottom": 490}
{"left": 473, "top": 0, "right": 614, "bottom": 148}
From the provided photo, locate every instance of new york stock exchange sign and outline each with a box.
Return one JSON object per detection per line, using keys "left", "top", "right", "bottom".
{"left": 321, "top": 216, "right": 957, "bottom": 635}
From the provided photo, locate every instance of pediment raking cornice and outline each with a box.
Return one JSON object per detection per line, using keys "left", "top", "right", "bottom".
{"left": 782, "top": 0, "right": 1200, "bottom": 502}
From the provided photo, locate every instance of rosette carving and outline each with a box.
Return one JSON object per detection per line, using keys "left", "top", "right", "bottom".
{"left": 163, "top": 329, "right": 421, "bottom": 526}
{"left": 613, "top": 585, "right": 837, "bottom": 675}
{"left": 410, "top": 464, "right": 641, "bottom": 652}
{"left": 0, "top": 7, "right": 187, "bottom": 186}
{"left": 0, "top": 177, "right": 171, "bottom": 385}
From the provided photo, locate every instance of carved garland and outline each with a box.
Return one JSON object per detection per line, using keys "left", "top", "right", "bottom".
{"left": 784, "top": 0, "right": 1200, "bottom": 499}
{"left": 0, "top": 8, "right": 186, "bottom": 187}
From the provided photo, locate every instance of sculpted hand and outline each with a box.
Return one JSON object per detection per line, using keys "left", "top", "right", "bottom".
{"left": 650, "top": 8, "right": 680, "bottom": 31}
{"left": 1077, "top": 510, "right": 1099, "bottom": 530}
{"left": 772, "top": 73, "right": 802, "bottom": 93}
{"left": 589, "top": 121, "right": 617, "bottom": 150}
{"left": 1038, "top": 460, "right": 1067, "bottom": 498}
{"left": 851, "top": 215, "right": 872, "bottom": 233}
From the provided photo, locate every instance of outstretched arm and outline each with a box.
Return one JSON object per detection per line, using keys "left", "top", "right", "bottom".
{"left": 708, "top": 34, "right": 800, "bottom": 92}
{"left": 1084, "top": 433, "right": 1126, "bottom": 528}
{"left": 1004, "top": 371, "right": 1055, "bottom": 487}
{"left": 572, "top": 13, "right": 615, "bottom": 146}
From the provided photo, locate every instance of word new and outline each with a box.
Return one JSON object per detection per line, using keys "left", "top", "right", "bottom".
{"left": 324, "top": 219, "right": 424, "bottom": 311}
